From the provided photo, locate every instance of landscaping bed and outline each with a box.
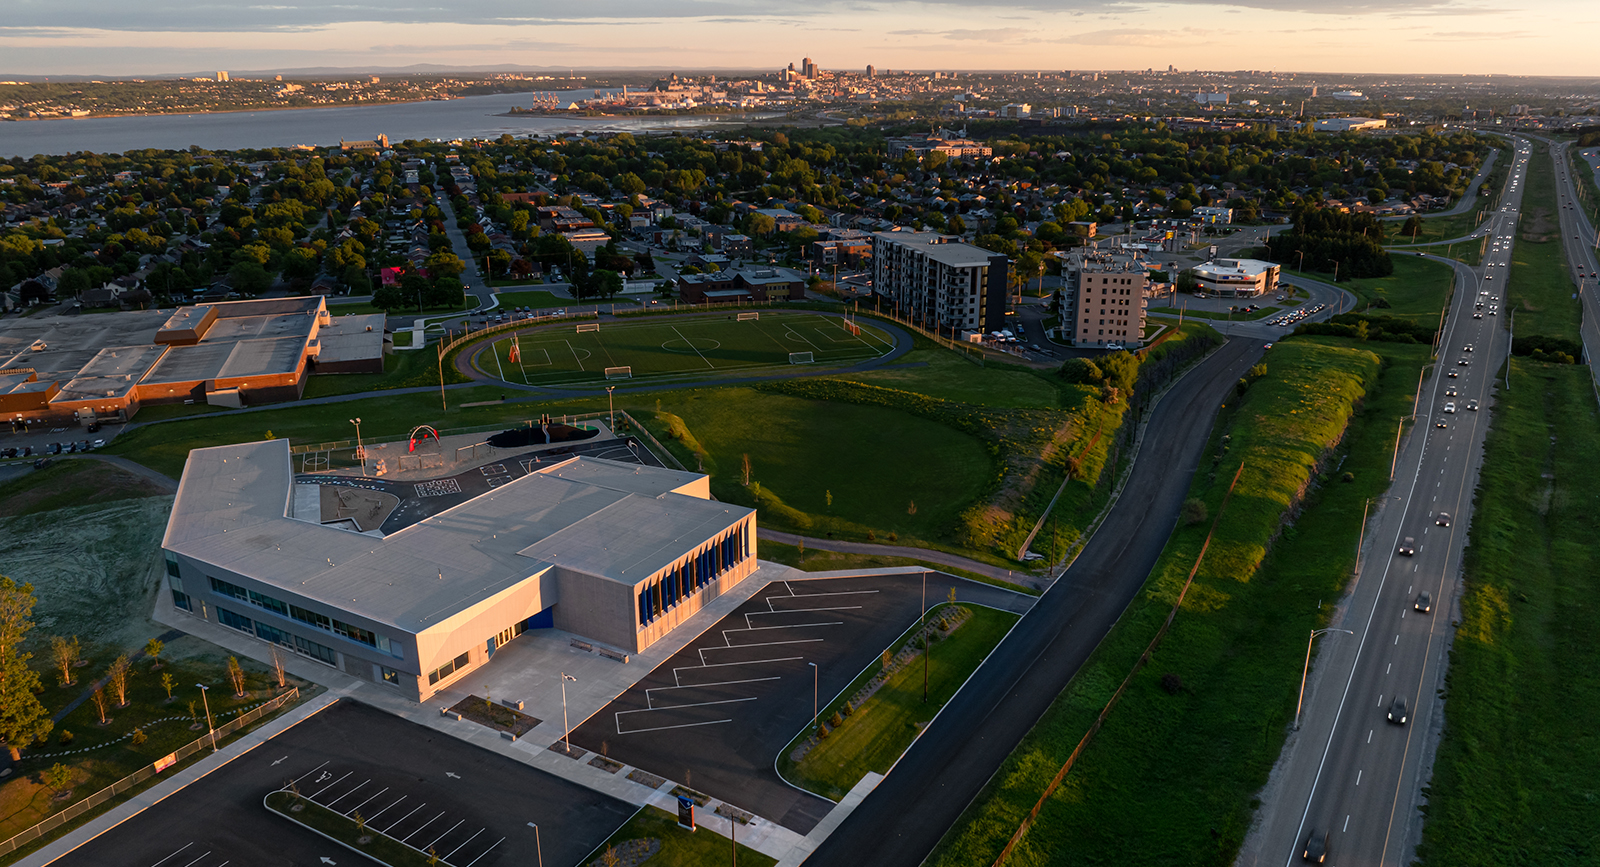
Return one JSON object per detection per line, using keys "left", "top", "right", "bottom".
{"left": 588, "top": 805, "right": 776, "bottom": 867}
{"left": 447, "top": 695, "right": 540, "bottom": 738}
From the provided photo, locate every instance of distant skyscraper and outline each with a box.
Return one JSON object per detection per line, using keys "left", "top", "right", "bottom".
{"left": 866, "top": 65, "right": 876, "bottom": 79}
{"left": 802, "top": 57, "right": 818, "bottom": 79}
{"left": 216, "top": 71, "right": 229, "bottom": 82}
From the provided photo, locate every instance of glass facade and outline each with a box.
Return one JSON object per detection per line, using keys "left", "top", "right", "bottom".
{"left": 207, "top": 575, "right": 401, "bottom": 658}
{"left": 637, "top": 522, "right": 750, "bottom": 628}
{"left": 428, "top": 651, "right": 471, "bottom": 686}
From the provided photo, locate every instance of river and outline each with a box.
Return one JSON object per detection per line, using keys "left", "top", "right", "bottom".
{"left": 0, "top": 89, "right": 780, "bottom": 157}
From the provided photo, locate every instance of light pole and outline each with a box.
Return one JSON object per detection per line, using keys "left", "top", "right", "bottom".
{"left": 560, "top": 673, "right": 577, "bottom": 756}
{"left": 1354, "top": 496, "right": 1399, "bottom": 581}
{"left": 1294, "top": 629, "right": 1353, "bottom": 730}
{"left": 605, "top": 386, "right": 616, "bottom": 432}
{"left": 349, "top": 417, "right": 364, "bottom": 476}
{"left": 196, "top": 683, "right": 216, "bottom": 752}
{"left": 921, "top": 571, "right": 929, "bottom": 703}
{"left": 808, "top": 662, "right": 818, "bottom": 735}
{"left": 529, "top": 822, "right": 543, "bottom": 867}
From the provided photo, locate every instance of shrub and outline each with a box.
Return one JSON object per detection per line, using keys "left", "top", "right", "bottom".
{"left": 1059, "top": 357, "right": 1103, "bottom": 384}
{"left": 1181, "top": 497, "right": 1209, "bottom": 526}
{"left": 829, "top": 711, "right": 844, "bottom": 728}
{"left": 130, "top": 728, "right": 147, "bottom": 745}
{"left": 1160, "top": 673, "right": 1184, "bottom": 695}
{"left": 57, "top": 730, "right": 72, "bottom": 746}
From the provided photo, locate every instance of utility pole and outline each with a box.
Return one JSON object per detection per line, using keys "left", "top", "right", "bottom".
{"left": 921, "top": 571, "right": 929, "bottom": 703}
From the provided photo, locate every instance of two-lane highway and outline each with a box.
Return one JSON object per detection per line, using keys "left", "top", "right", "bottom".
{"left": 1239, "top": 136, "right": 1532, "bottom": 867}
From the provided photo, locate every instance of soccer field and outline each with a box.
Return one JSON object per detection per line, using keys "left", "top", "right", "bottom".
{"left": 471, "top": 311, "right": 896, "bottom": 387}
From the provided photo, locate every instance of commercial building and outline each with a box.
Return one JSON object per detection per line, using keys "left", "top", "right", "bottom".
{"left": 1192, "top": 206, "right": 1233, "bottom": 225}
{"left": 0, "top": 296, "right": 386, "bottom": 426}
{"left": 1315, "top": 117, "right": 1386, "bottom": 133}
{"left": 161, "top": 440, "right": 758, "bottom": 703}
{"left": 676, "top": 265, "right": 807, "bottom": 305}
{"left": 1058, "top": 249, "right": 1151, "bottom": 349}
{"left": 1189, "top": 258, "right": 1281, "bottom": 297}
{"left": 869, "top": 231, "right": 1008, "bottom": 334}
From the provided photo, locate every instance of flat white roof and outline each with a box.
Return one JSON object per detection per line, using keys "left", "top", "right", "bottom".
{"left": 165, "top": 440, "right": 747, "bottom": 634}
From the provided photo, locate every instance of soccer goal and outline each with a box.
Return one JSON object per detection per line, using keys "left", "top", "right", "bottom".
{"left": 604, "top": 366, "right": 633, "bottom": 380}
{"left": 737, "top": 311, "right": 760, "bottom": 321}
{"left": 576, "top": 322, "right": 600, "bottom": 333}
{"left": 789, "top": 351, "right": 815, "bottom": 365}
{"left": 842, "top": 320, "right": 861, "bottom": 336}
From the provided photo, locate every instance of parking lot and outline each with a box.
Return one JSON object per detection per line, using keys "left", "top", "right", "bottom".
{"left": 54, "top": 700, "right": 635, "bottom": 867}
{"left": 567, "top": 572, "right": 1032, "bottom": 834}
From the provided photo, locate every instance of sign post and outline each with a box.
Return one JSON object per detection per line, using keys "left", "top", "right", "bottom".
{"left": 676, "top": 794, "right": 695, "bottom": 831}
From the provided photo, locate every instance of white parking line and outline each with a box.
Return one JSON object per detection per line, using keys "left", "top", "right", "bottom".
{"left": 382, "top": 803, "right": 427, "bottom": 834}
{"left": 647, "top": 676, "right": 781, "bottom": 702}
{"left": 310, "top": 771, "right": 352, "bottom": 799}
{"left": 462, "top": 837, "right": 506, "bottom": 867}
{"left": 148, "top": 843, "right": 192, "bottom": 867}
{"left": 444, "top": 828, "right": 485, "bottom": 862}
{"left": 425, "top": 819, "right": 466, "bottom": 850}
{"left": 346, "top": 786, "right": 391, "bottom": 816}
{"left": 367, "top": 795, "right": 406, "bottom": 823}
{"left": 402, "top": 811, "right": 447, "bottom": 844}
{"left": 325, "top": 779, "right": 368, "bottom": 808}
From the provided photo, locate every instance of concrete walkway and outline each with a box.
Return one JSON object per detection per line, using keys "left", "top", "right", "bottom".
{"left": 759, "top": 530, "right": 1045, "bottom": 592}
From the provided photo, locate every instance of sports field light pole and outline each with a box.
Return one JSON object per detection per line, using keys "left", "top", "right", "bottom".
{"left": 1294, "top": 629, "right": 1352, "bottom": 731}
{"left": 349, "top": 417, "right": 365, "bottom": 476}
{"left": 606, "top": 386, "right": 616, "bottom": 432}
{"left": 560, "top": 673, "right": 577, "bottom": 756}
{"left": 196, "top": 683, "right": 216, "bottom": 752}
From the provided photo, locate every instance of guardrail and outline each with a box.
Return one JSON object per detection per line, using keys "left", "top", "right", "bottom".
{"left": 0, "top": 687, "right": 301, "bottom": 858}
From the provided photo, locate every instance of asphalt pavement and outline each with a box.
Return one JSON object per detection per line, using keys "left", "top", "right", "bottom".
{"left": 1238, "top": 136, "right": 1531, "bottom": 867}
{"left": 803, "top": 335, "right": 1265, "bottom": 867}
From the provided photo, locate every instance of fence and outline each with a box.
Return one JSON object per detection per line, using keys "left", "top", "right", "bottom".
{"left": 435, "top": 309, "right": 599, "bottom": 359}
{"left": 0, "top": 688, "right": 302, "bottom": 859}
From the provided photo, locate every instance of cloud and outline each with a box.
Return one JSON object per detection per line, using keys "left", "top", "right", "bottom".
{"left": 1425, "top": 29, "right": 1533, "bottom": 39}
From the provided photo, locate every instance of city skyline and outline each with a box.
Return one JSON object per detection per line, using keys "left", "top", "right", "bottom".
{"left": 0, "top": 0, "right": 1593, "bottom": 77}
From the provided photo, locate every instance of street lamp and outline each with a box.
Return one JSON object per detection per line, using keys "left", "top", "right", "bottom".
{"left": 196, "top": 683, "right": 216, "bottom": 752}
{"left": 605, "top": 386, "right": 616, "bottom": 432}
{"left": 528, "top": 822, "right": 543, "bottom": 867}
{"left": 349, "top": 417, "right": 364, "bottom": 476}
{"left": 560, "top": 673, "right": 577, "bottom": 756}
{"left": 1294, "top": 629, "right": 1353, "bottom": 730}
{"left": 808, "top": 662, "right": 818, "bottom": 735}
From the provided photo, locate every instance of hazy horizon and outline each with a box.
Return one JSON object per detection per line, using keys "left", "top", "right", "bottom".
{"left": 1, "top": 0, "right": 1593, "bottom": 78}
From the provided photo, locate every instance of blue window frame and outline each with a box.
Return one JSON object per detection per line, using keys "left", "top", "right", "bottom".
{"left": 216, "top": 606, "right": 252, "bottom": 633}
{"left": 171, "top": 590, "right": 192, "bottom": 611}
{"left": 295, "top": 635, "right": 337, "bottom": 666}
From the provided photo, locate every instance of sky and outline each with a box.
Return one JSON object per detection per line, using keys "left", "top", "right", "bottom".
{"left": 0, "top": 0, "right": 1593, "bottom": 78}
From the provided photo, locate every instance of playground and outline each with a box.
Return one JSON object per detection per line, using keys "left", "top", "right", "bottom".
{"left": 467, "top": 311, "right": 895, "bottom": 389}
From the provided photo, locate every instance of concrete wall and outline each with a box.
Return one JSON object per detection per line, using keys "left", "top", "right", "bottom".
{"left": 414, "top": 568, "right": 556, "bottom": 702}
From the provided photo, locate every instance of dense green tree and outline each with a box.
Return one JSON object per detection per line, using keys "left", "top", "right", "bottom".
{"left": 0, "top": 577, "right": 52, "bottom": 761}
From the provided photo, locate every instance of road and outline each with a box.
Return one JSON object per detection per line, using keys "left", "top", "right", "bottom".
{"left": 804, "top": 335, "right": 1266, "bottom": 867}
{"left": 1544, "top": 138, "right": 1600, "bottom": 393}
{"left": 1238, "top": 135, "right": 1532, "bottom": 867}
{"left": 1381, "top": 147, "right": 1500, "bottom": 222}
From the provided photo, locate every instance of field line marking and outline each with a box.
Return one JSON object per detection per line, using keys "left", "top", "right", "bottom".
{"left": 671, "top": 325, "right": 717, "bottom": 369}
{"left": 493, "top": 339, "right": 508, "bottom": 382}
{"left": 784, "top": 324, "right": 821, "bottom": 349}
{"left": 565, "top": 339, "right": 586, "bottom": 372}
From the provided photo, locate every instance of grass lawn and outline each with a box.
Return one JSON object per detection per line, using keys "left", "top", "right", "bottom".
{"left": 492, "top": 289, "right": 571, "bottom": 308}
{"left": 1416, "top": 360, "right": 1600, "bottom": 866}
{"left": 1, "top": 653, "right": 308, "bottom": 841}
{"left": 1390, "top": 208, "right": 1482, "bottom": 246}
{"left": 781, "top": 603, "right": 1020, "bottom": 800}
{"left": 1505, "top": 141, "right": 1581, "bottom": 342}
{"left": 301, "top": 348, "right": 448, "bottom": 399}
{"left": 928, "top": 337, "right": 1404, "bottom": 867}
{"left": 756, "top": 540, "right": 1036, "bottom": 595}
{"left": 469, "top": 312, "right": 893, "bottom": 388}
{"left": 0, "top": 460, "right": 169, "bottom": 518}
{"left": 327, "top": 295, "right": 470, "bottom": 317}
{"left": 265, "top": 791, "right": 435, "bottom": 867}
{"left": 836, "top": 348, "right": 1067, "bottom": 410}
{"left": 591, "top": 805, "right": 777, "bottom": 867}
{"left": 1148, "top": 304, "right": 1280, "bottom": 322}
{"left": 639, "top": 387, "right": 992, "bottom": 545}
{"left": 1288, "top": 253, "right": 1457, "bottom": 325}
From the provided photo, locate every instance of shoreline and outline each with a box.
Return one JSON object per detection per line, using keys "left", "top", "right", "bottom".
{"left": 0, "top": 95, "right": 451, "bottom": 123}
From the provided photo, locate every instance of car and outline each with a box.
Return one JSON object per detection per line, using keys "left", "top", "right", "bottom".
{"left": 33, "top": 458, "right": 50, "bottom": 469}
{"left": 1448, "top": 370, "right": 1459, "bottom": 378}
{"left": 46, "top": 443, "right": 61, "bottom": 455}
{"left": 1, "top": 448, "right": 14, "bottom": 459}
{"left": 1489, "top": 308, "right": 1497, "bottom": 315}
{"left": 1466, "top": 399, "right": 1479, "bottom": 411}
{"left": 1444, "top": 402, "right": 1456, "bottom": 413}
{"left": 1437, "top": 512, "right": 1452, "bottom": 527}
{"left": 1388, "top": 695, "right": 1409, "bottom": 725}
{"left": 87, "top": 422, "right": 101, "bottom": 433}
{"left": 1105, "top": 343, "right": 1123, "bottom": 351}
{"left": 1398, "top": 536, "right": 1416, "bottom": 556}
{"left": 1415, "top": 591, "right": 1432, "bottom": 613}
{"left": 1445, "top": 387, "right": 1458, "bottom": 397}
{"left": 1436, "top": 420, "right": 1448, "bottom": 428}
{"left": 1303, "top": 829, "right": 1329, "bottom": 863}
{"left": 20, "top": 446, "right": 31, "bottom": 457}
{"left": 1264, "top": 342, "right": 1274, "bottom": 349}
{"left": 1474, "top": 312, "right": 1483, "bottom": 319}
{"left": 1463, "top": 344, "right": 1473, "bottom": 352}
{"left": 92, "top": 438, "right": 105, "bottom": 448}
{"left": 1458, "top": 359, "right": 1470, "bottom": 366}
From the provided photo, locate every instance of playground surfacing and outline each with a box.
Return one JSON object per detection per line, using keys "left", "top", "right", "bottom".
{"left": 470, "top": 312, "right": 895, "bottom": 388}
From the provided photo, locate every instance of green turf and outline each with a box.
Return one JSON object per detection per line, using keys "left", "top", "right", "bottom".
{"left": 927, "top": 338, "right": 1401, "bottom": 867}
{"left": 1287, "top": 254, "right": 1457, "bottom": 325}
{"left": 641, "top": 387, "right": 992, "bottom": 544}
{"left": 591, "top": 805, "right": 777, "bottom": 867}
{"left": 0, "top": 460, "right": 169, "bottom": 517}
{"left": 491, "top": 289, "right": 572, "bottom": 309}
{"left": 1505, "top": 141, "right": 1581, "bottom": 343}
{"left": 781, "top": 603, "right": 1020, "bottom": 800}
{"left": 1415, "top": 360, "right": 1600, "bottom": 866}
{"left": 837, "top": 348, "right": 1065, "bottom": 409}
{"left": 471, "top": 312, "right": 893, "bottom": 388}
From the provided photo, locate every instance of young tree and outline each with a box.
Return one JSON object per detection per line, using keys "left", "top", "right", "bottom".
{"left": 145, "top": 638, "right": 164, "bottom": 670}
{"left": 41, "top": 763, "right": 73, "bottom": 799}
{"left": 227, "top": 656, "right": 246, "bottom": 696}
{"left": 50, "top": 636, "right": 80, "bottom": 686}
{"left": 0, "top": 578, "right": 52, "bottom": 759}
{"left": 161, "top": 672, "right": 175, "bottom": 700}
{"left": 270, "top": 647, "right": 286, "bottom": 689}
{"left": 90, "top": 688, "right": 109, "bottom": 725}
{"left": 107, "top": 655, "right": 131, "bottom": 707}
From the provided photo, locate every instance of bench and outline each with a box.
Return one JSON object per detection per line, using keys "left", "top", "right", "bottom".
{"left": 598, "top": 647, "right": 630, "bottom": 664}
{"left": 570, "top": 639, "right": 594, "bottom": 653}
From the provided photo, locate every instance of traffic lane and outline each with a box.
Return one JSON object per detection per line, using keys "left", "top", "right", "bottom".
{"left": 805, "top": 338, "right": 1265, "bottom": 867}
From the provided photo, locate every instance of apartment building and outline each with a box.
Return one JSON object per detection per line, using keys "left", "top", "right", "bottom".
{"left": 869, "top": 231, "right": 1008, "bottom": 334}
{"left": 1059, "top": 250, "right": 1152, "bottom": 349}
